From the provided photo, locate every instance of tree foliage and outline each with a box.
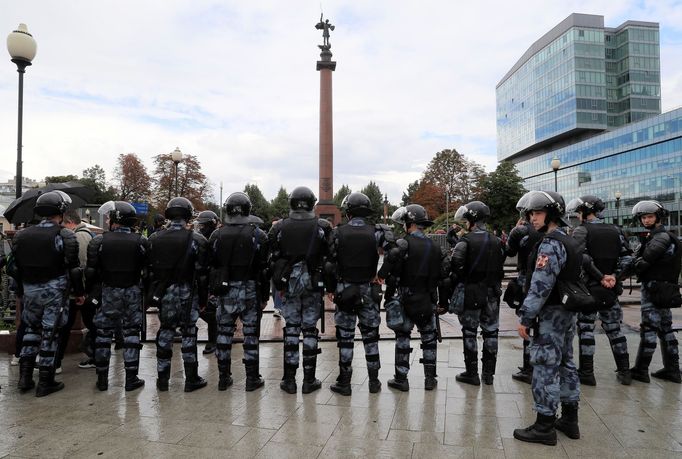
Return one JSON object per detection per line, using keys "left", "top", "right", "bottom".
{"left": 244, "top": 183, "right": 271, "bottom": 221}
{"left": 479, "top": 161, "right": 526, "bottom": 231}
{"left": 45, "top": 166, "right": 116, "bottom": 204}
{"left": 360, "top": 181, "right": 386, "bottom": 224}
{"left": 411, "top": 180, "right": 445, "bottom": 221}
{"left": 401, "top": 180, "right": 420, "bottom": 206}
{"left": 270, "top": 186, "right": 289, "bottom": 220}
{"left": 114, "top": 153, "right": 151, "bottom": 202}
{"left": 151, "top": 153, "right": 211, "bottom": 210}
{"left": 423, "top": 149, "right": 486, "bottom": 206}
{"left": 333, "top": 184, "right": 351, "bottom": 208}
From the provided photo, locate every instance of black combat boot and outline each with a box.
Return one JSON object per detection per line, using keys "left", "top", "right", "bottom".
{"left": 424, "top": 364, "right": 438, "bottom": 391}
{"left": 513, "top": 413, "right": 557, "bottom": 445}
{"left": 578, "top": 354, "right": 596, "bottom": 386}
{"left": 184, "top": 362, "right": 207, "bottom": 392}
{"left": 18, "top": 357, "right": 35, "bottom": 392}
{"left": 330, "top": 366, "right": 353, "bottom": 396}
{"left": 368, "top": 368, "right": 381, "bottom": 393}
{"left": 245, "top": 362, "right": 265, "bottom": 392}
{"left": 125, "top": 370, "right": 145, "bottom": 392}
{"left": 218, "top": 363, "right": 233, "bottom": 391}
{"left": 456, "top": 352, "right": 480, "bottom": 386}
{"left": 481, "top": 350, "right": 496, "bottom": 386}
{"left": 96, "top": 371, "right": 109, "bottom": 391}
{"left": 35, "top": 367, "right": 64, "bottom": 397}
{"left": 387, "top": 372, "right": 410, "bottom": 392}
{"left": 512, "top": 349, "right": 533, "bottom": 384}
{"left": 280, "top": 364, "right": 297, "bottom": 394}
{"left": 651, "top": 339, "right": 682, "bottom": 383}
{"left": 630, "top": 342, "right": 652, "bottom": 383}
{"left": 157, "top": 368, "right": 170, "bottom": 391}
{"left": 302, "top": 367, "right": 322, "bottom": 394}
{"left": 614, "top": 353, "right": 632, "bottom": 385}
{"left": 555, "top": 402, "right": 580, "bottom": 439}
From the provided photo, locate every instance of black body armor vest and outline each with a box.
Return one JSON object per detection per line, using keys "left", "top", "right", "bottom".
{"left": 462, "top": 231, "right": 504, "bottom": 284}
{"left": 526, "top": 230, "right": 581, "bottom": 305}
{"left": 215, "top": 225, "right": 257, "bottom": 281}
{"left": 640, "top": 227, "right": 682, "bottom": 282}
{"left": 279, "top": 218, "right": 322, "bottom": 263}
{"left": 583, "top": 223, "right": 621, "bottom": 275}
{"left": 100, "top": 232, "right": 143, "bottom": 287}
{"left": 518, "top": 227, "right": 543, "bottom": 273}
{"left": 15, "top": 225, "right": 65, "bottom": 283}
{"left": 399, "top": 234, "right": 441, "bottom": 293}
{"left": 150, "top": 229, "right": 194, "bottom": 282}
{"left": 336, "top": 223, "right": 379, "bottom": 283}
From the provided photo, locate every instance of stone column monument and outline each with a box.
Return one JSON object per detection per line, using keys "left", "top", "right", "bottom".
{"left": 314, "top": 14, "right": 341, "bottom": 225}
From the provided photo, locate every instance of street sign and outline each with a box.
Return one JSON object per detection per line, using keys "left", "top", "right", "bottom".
{"left": 132, "top": 202, "right": 149, "bottom": 215}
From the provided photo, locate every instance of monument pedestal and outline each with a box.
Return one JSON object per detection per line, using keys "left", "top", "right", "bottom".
{"left": 316, "top": 200, "right": 341, "bottom": 224}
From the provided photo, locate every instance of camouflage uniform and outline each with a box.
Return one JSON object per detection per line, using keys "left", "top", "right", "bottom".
{"left": 215, "top": 281, "right": 260, "bottom": 369}
{"left": 518, "top": 230, "right": 580, "bottom": 416}
{"left": 156, "top": 282, "right": 200, "bottom": 372}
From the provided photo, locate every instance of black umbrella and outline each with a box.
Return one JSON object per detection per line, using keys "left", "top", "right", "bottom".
{"left": 3, "top": 181, "right": 95, "bottom": 224}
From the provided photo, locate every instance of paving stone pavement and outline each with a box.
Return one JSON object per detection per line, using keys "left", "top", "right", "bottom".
{"left": 2, "top": 332, "right": 682, "bottom": 458}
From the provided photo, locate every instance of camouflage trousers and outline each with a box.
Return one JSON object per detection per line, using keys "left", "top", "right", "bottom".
{"left": 457, "top": 288, "right": 500, "bottom": 357}
{"left": 639, "top": 283, "right": 679, "bottom": 360}
{"left": 216, "top": 280, "right": 260, "bottom": 373}
{"left": 281, "top": 264, "right": 321, "bottom": 373}
{"left": 20, "top": 276, "right": 69, "bottom": 370}
{"left": 94, "top": 285, "right": 143, "bottom": 375}
{"left": 333, "top": 282, "right": 381, "bottom": 371}
{"left": 156, "top": 283, "right": 199, "bottom": 373}
{"left": 516, "top": 273, "right": 530, "bottom": 362}
{"left": 577, "top": 302, "right": 628, "bottom": 357}
{"left": 393, "top": 298, "right": 438, "bottom": 377}
{"left": 530, "top": 304, "right": 580, "bottom": 416}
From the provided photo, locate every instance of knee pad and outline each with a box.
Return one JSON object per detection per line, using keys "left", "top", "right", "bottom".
{"left": 302, "top": 326, "right": 319, "bottom": 339}
{"left": 284, "top": 325, "right": 301, "bottom": 338}
{"left": 481, "top": 329, "right": 499, "bottom": 340}
{"left": 462, "top": 326, "right": 477, "bottom": 338}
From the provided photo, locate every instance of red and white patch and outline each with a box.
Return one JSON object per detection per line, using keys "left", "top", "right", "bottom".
{"left": 536, "top": 254, "right": 549, "bottom": 269}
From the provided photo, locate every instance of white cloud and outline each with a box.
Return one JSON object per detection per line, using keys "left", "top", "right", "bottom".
{"left": 1, "top": 0, "right": 680, "bottom": 204}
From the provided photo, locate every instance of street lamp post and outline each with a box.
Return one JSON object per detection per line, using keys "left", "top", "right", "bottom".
{"left": 551, "top": 156, "right": 560, "bottom": 192}
{"left": 383, "top": 193, "right": 388, "bottom": 224}
{"left": 171, "top": 147, "right": 183, "bottom": 198}
{"left": 7, "top": 23, "right": 37, "bottom": 200}
{"left": 615, "top": 191, "right": 621, "bottom": 226}
{"left": 85, "top": 208, "right": 91, "bottom": 225}
{"left": 445, "top": 190, "right": 449, "bottom": 230}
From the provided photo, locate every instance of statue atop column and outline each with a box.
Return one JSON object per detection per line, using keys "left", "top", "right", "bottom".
{"left": 315, "top": 14, "right": 335, "bottom": 51}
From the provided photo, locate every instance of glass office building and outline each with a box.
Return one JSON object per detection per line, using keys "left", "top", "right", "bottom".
{"left": 495, "top": 14, "right": 680, "bottom": 231}
{"left": 496, "top": 13, "right": 660, "bottom": 162}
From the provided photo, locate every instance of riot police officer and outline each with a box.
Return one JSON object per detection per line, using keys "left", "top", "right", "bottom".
{"left": 209, "top": 193, "right": 269, "bottom": 391}
{"left": 196, "top": 210, "right": 219, "bottom": 355}
{"left": 505, "top": 198, "right": 543, "bottom": 384}
{"left": 326, "top": 192, "right": 394, "bottom": 396}
{"left": 513, "top": 191, "right": 581, "bottom": 445}
{"left": 378, "top": 204, "right": 449, "bottom": 392}
{"left": 8, "top": 191, "right": 84, "bottom": 396}
{"left": 566, "top": 195, "right": 633, "bottom": 386}
{"left": 268, "top": 186, "right": 331, "bottom": 394}
{"left": 85, "top": 201, "right": 148, "bottom": 392}
{"left": 148, "top": 197, "right": 209, "bottom": 392}
{"left": 451, "top": 201, "right": 505, "bottom": 386}
{"left": 629, "top": 200, "right": 681, "bottom": 384}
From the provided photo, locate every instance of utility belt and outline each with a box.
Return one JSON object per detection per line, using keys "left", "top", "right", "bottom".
{"left": 335, "top": 282, "right": 382, "bottom": 314}
{"left": 209, "top": 266, "right": 255, "bottom": 296}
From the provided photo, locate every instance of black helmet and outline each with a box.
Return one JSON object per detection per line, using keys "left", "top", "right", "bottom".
{"left": 165, "top": 197, "right": 194, "bottom": 221}
{"left": 632, "top": 200, "right": 668, "bottom": 228}
{"left": 519, "top": 190, "right": 570, "bottom": 229}
{"left": 98, "top": 201, "right": 137, "bottom": 227}
{"left": 289, "top": 186, "right": 317, "bottom": 211}
{"left": 196, "top": 210, "right": 219, "bottom": 225}
{"left": 34, "top": 190, "right": 71, "bottom": 217}
{"left": 454, "top": 201, "right": 490, "bottom": 225}
{"left": 341, "top": 192, "right": 372, "bottom": 217}
{"left": 391, "top": 204, "right": 433, "bottom": 227}
{"left": 225, "top": 192, "right": 252, "bottom": 216}
{"left": 566, "top": 195, "right": 605, "bottom": 218}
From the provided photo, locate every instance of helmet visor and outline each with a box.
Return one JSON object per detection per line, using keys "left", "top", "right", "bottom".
{"left": 454, "top": 206, "right": 469, "bottom": 224}
{"left": 97, "top": 201, "right": 116, "bottom": 215}
{"left": 566, "top": 198, "right": 583, "bottom": 215}
{"left": 391, "top": 207, "right": 407, "bottom": 225}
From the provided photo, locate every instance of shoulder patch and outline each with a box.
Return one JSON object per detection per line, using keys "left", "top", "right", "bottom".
{"left": 535, "top": 253, "right": 550, "bottom": 270}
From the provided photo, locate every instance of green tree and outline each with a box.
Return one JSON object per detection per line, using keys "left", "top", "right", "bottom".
{"left": 333, "top": 184, "right": 351, "bottom": 208}
{"left": 81, "top": 164, "right": 116, "bottom": 204}
{"left": 244, "top": 183, "right": 271, "bottom": 221}
{"left": 45, "top": 174, "right": 78, "bottom": 184}
{"left": 270, "top": 186, "right": 289, "bottom": 220}
{"left": 360, "top": 181, "right": 385, "bottom": 224}
{"left": 401, "top": 180, "right": 420, "bottom": 206}
{"left": 423, "top": 149, "right": 487, "bottom": 206}
{"left": 151, "top": 153, "right": 211, "bottom": 210}
{"left": 479, "top": 161, "right": 526, "bottom": 231}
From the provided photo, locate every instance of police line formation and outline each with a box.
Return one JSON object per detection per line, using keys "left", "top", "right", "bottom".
{"left": 5, "top": 186, "right": 681, "bottom": 447}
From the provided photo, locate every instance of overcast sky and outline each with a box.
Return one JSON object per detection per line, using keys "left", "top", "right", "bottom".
{"left": 1, "top": 1, "right": 681, "bottom": 204}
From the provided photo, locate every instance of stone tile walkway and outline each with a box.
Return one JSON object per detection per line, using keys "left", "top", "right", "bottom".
{"left": 2, "top": 333, "right": 682, "bottom": 458}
